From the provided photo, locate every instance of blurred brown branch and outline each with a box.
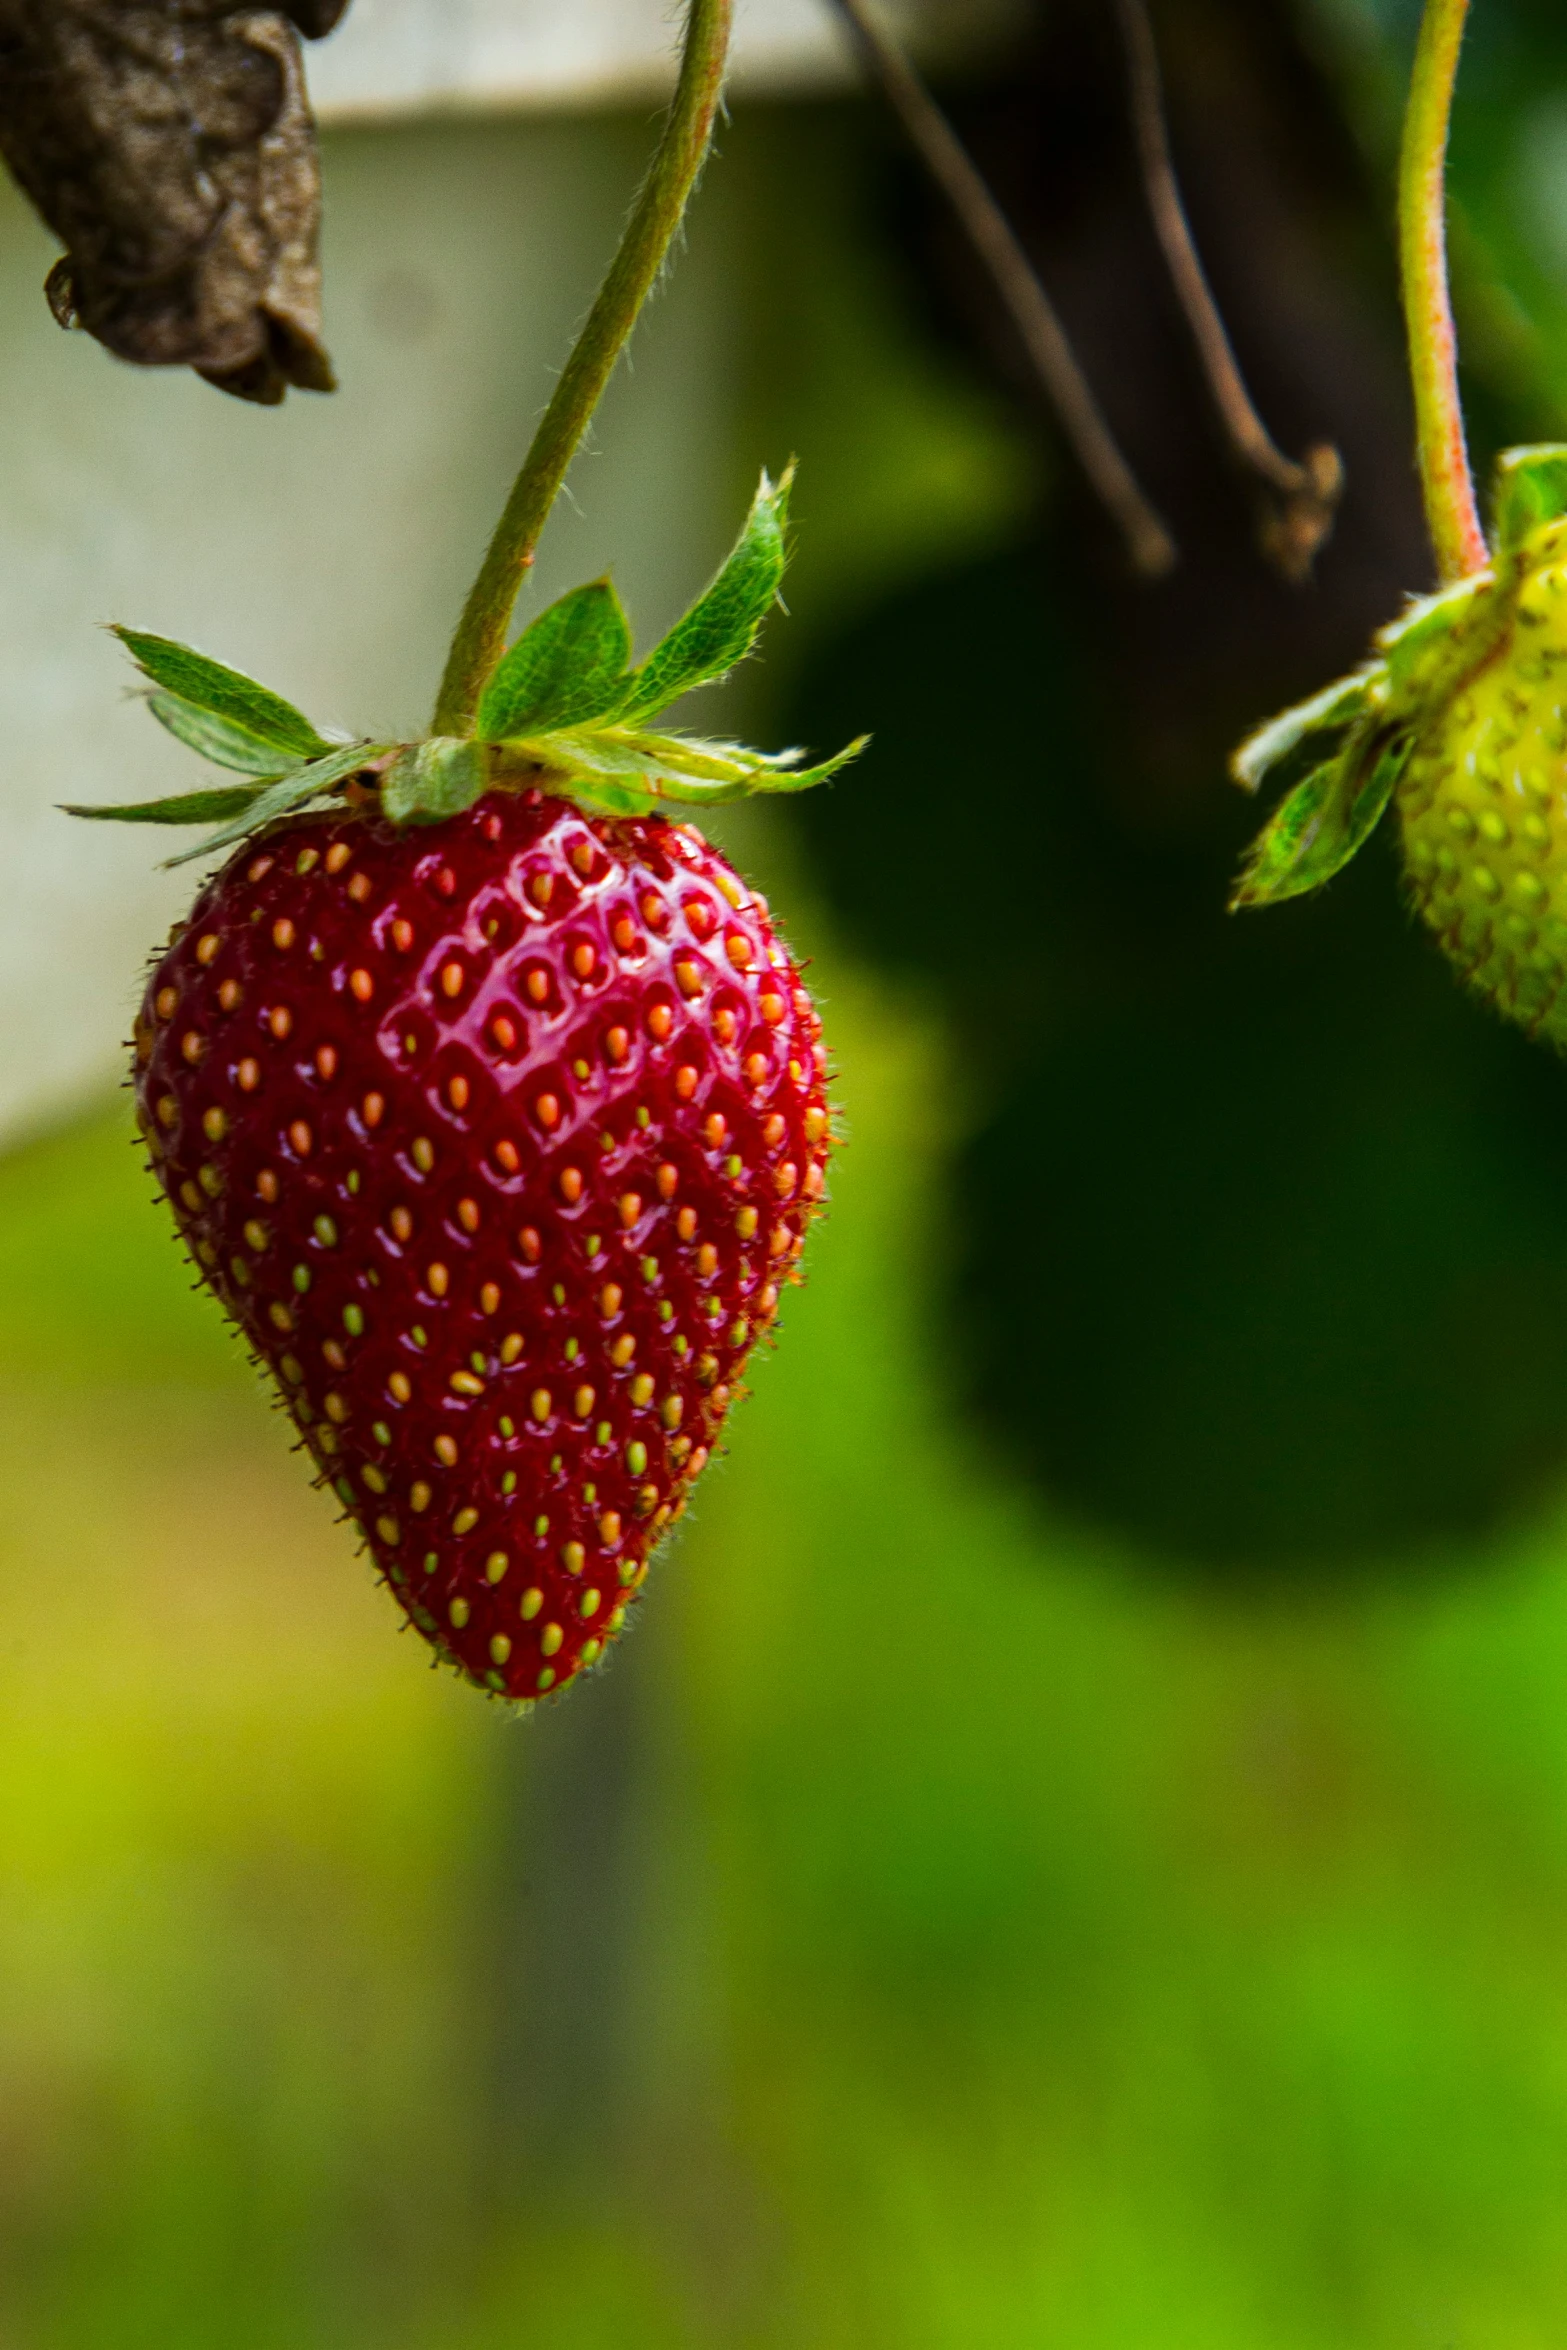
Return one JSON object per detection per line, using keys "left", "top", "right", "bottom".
{"left": 0, "top": 1, "right": 351, "bottom": 403}
{"left": 830, "top": 0, "right": 1177, "bottom": 578}
{"left": 1115, "top": 0, "right": 1342, "bottom": 579}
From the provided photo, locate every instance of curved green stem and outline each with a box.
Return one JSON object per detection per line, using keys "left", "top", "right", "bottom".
{"left": 1399, "top": 0, "right": 1487, "bottom": 583}
{"left": 432, "top": 0, "right": 734, "bottom": 737}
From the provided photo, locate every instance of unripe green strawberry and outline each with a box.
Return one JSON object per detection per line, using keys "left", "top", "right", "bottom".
{"left": 1233, "top": 445, "right": 1567, "bottom": 1049}
{"left": 1396, "top": 544, "right": 1567, "bottom": 1039}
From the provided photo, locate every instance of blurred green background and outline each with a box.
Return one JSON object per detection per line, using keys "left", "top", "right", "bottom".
{"left": 13, "top": 1, "right": 1567, "bottom": 2342}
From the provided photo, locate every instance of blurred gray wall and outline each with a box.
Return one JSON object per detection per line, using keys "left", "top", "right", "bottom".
{"left": 311, "top": 0, "right": 858, "bottom": 111}
{"left": 307, "top": 0, "right": 1021, "bottom": 115}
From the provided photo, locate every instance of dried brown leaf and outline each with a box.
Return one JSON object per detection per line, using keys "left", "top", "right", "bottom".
{"left": 0, "top": 1, "right": 351, "bottom": 402}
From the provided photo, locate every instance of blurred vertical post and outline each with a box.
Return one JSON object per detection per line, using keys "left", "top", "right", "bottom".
{"left": 470, "top": 1637, "right": 655, "bottom": 2217}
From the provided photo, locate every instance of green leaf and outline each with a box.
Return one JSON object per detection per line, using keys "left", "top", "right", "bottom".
{"left": 114, "top": 628, "right": 331, "bottom": 760}
{"left": 1230, "top": 669, "right": 1379, "bottom": 795}
{"left": 165, "top": 740, "right": 390, "bottom": 868}
{"left": 381, "top": 738, "right": 489, "bottom": 825}
{"left": 62, "top": 786, "right": 266, "bottom": 826}
{"left": 477, "top": 581, "right": 632, "bottom": 740}
{"left": 1493, "top": 444, "right": 1567, "bottom": 551}
{"left": 146, "top": 691, "right": 303, "bottom": 777}
{"left": 1231, "top": 731, "right": 1409, "bottom": 909}
{"left": 617, "top": 467, "right": 793, "bottom": 724}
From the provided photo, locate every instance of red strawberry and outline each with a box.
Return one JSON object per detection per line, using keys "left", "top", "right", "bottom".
{"left": 79, "top": 468, "right": 860, "bottom": 1702}
{"left": 133, "top": 786, "right": 831, "bottom": 1703}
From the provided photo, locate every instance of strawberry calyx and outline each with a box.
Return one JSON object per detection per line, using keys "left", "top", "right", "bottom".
{"left": 65, "top": 465, "right": 867, "bottom": 867}
{"left": 1230, "top": 443, "right": 1567, "bottom": 908}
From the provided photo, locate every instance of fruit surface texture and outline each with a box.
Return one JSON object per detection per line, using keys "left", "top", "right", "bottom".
{"left": 135, "top": 787, "right": 830, "bottom": 1702}
{"left": 1398, "top": 522, "right": 1567, "bottom": 1041}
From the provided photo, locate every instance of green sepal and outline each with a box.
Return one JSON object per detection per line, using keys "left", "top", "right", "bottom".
{"left": 621, "top": 730, "right": 819, "bottom": 783}
{"left": 163, "top": 740, "right": 390, "bottom": 867}
{"left": 477, "top": 581, "right": 633, "bottom": 741}
{"left": 732, "top": 737, "right": 869, "bottom": 796}
{"left": 1230, "top": 669, "right": 1380, "bottom": 795}
{"left": 541, "top": 726, "right": 793, "bottom": 784}
{"left": 146, "top": 691, "right": 304, "bottom": 777}
{"left": 616, "top": 467, "right": 793, "bottom": 724}
{"left": 526, "top": 767, "right": 663, "bottom": 819}
{"left": 1492, "top": 444, "right": 1567, "bottom": 552}
{"left": 61, "top": 785, "right": 268, "bottom": 826}
{"left": 1375, "top": 573, "right": 1499, "bottom": 701}
{"left": 382, "top": 738, "right": 490, "bottom": 825}
{"left": 504, "top": 720, "right": 867, "bottom": 815}
{"left": 113, "top": 628, "right": 332, "bottom": 761}
{"left": 1231, "top": 730, "right": 1409, "bottom": 909}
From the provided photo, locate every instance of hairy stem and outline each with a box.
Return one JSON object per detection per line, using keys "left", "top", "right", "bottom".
{"left": 432, "top": 0, "right": 733, "bottom": 736}
{"left": 1399, "top": 0, "right": 1486, "bottom": 582}
{"left": 831, "top": 0, "right": 1175, "bottom": 577}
